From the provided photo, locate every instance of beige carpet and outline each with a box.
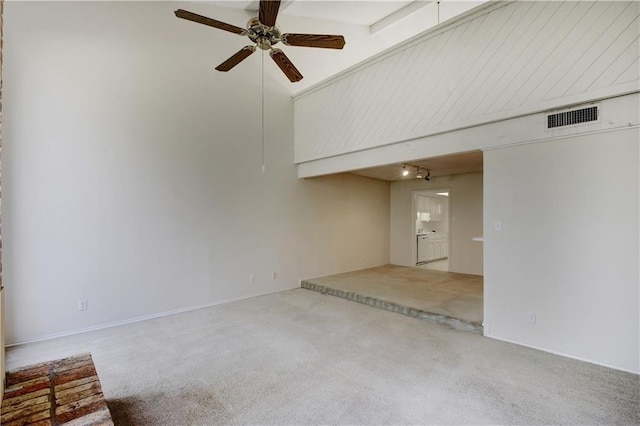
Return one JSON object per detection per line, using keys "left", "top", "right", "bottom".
{"left": 302, "top": 265, "right": 483, "bottom": 333}
{"left": 6, "top": 289, "right": 639, "bottom": 425}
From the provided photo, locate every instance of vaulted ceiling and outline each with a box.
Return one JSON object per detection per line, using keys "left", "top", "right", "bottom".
{"left": 194, "top": 1, "right": 488, "bottom": 178}
{"left": 210, "top": 0, "right": 487, "bottom": 90}
{"left": 227, "top": 0, "right": 418, "bottom": 26}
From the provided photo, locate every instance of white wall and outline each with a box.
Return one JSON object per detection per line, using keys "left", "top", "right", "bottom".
{"left": 484, "top": 128, "right": 639, "bottom": 373}
{"left": 390, "top": 173, "right": 483, "bottom": 275}
{"left": 2, "top": 1, "right": 390, "bottom": 344}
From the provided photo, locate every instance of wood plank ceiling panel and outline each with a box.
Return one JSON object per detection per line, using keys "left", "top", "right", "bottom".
{"left": 457, "top": 2, "right": 560, "bottom": 121}
{"left": 477, "top": 2, "right": 579, "bottom": 116}
{"left": 550, "top": 3, "right": 636, "bottom": 99}
{"left": 584, "top": 17, "right": 640, "bottom": 91}
{"left": 497, "top": 2, "right": 596, "bottom": 110}
{"left": 615, "top": 57, "right": 639, "bottom": 85}
{"left": 294, "top": 1, "right": 640, "bottom": 164}
{"left": 378, "top": 28, "right": 456, "bottom": 144}
{"left": 434, "top": 2, "right": 527, "bottom": 127}
{"left": 522, "top": 1, "right": 626, "bottom": 107}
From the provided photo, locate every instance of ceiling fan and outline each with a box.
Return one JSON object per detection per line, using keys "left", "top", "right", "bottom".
{"left": 175, "top": 0, "right": 346, "bottom": 82}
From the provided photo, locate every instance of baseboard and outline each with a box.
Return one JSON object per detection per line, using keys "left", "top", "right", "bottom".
{"left": 5, "top": 288, "right": 293, "bottom": 348}
{"left": 485, "top": 334, "right": 639, "bottom": 375}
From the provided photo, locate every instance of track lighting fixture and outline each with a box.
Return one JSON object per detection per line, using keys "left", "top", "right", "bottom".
{"left": 398, "top": 163, "right": 432, "bottom": 180}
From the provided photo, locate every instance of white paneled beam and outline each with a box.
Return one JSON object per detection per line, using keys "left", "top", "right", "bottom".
{"left": 370, "top": 1, "right": 434, "bottom": 35}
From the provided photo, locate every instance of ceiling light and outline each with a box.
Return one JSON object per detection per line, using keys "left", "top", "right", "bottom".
{"left": 402, "top": 165, "right": 409, "bottom": 177}
{"left": 416, "top": 167, "right": 423, "bottom": 179}
{"left": 424, "top": 170, "right": 431, "bottom": 182}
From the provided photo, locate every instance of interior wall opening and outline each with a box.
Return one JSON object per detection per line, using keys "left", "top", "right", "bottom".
{"left": 413, "top": 188, "right": 451, "bottom": 272}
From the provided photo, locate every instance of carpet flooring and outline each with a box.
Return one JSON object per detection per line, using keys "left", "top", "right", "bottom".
{"left": 5, "top": 289, "right": 639, "bottom": 425}
{"left": 301, "top": 265, "right": 483, "bottom": 333}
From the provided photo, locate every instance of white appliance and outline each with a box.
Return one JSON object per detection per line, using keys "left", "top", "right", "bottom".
{"left": 417, "top": 233, "right": 449, "bottom": 265}
{"left": 417, "top": 234, "right": 430, "bottom": 264}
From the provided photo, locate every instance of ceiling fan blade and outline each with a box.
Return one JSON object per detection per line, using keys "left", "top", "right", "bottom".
{"left": 259, "top": 0, "right": 281, "bottom": 27}
{"left": 282, "top": 33, "right": 346, "bottom": 49}
{"left": 270, "top": 49, "right": 303, "bottom": 82}
{"left": 215, "top": 46, "right": 256, "bottom": 72}
{"left": 175, "top": 9, "right": 246, "bottom": 35}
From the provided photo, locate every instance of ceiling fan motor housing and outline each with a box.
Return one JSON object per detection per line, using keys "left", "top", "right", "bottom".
{"left": 247, "top": 17, "right": 282, "bottom": 50}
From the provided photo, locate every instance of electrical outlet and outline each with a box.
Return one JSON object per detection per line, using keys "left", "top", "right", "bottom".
{"left": 527, "top": 310, "right": 536, "bottom": 324}
{"left": 78, "top": 300, "right": 88, "bottom": 311}
{"left": 482, "top": 321, "right": 490, "bottom": 335}
{"left": 494, "top": 220, "right": 502, "bottom": 231}
{"left": 272, "top": 272, "right": 277, "bottom": 279}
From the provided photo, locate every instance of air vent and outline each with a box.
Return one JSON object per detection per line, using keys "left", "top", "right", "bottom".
{"left": 547, "top": 106, "right": 598, "bottom": 129}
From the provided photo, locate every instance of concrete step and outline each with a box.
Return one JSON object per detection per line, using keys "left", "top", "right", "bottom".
{"left": 301, "top": 280, "right": 483, "bottom": 334}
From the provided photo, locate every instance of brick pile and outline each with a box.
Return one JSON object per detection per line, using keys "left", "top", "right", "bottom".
{"left": 1, "top": 353, "right": 113, "bottom": 425}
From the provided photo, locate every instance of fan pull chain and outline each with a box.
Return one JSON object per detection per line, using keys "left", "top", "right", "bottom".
{"left": 261, "top": 50, "right": 266, "bottom": 173}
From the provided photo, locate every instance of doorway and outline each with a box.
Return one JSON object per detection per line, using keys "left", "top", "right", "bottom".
{"left": 414, "top": 189, "right": 450, "bottom": 271}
